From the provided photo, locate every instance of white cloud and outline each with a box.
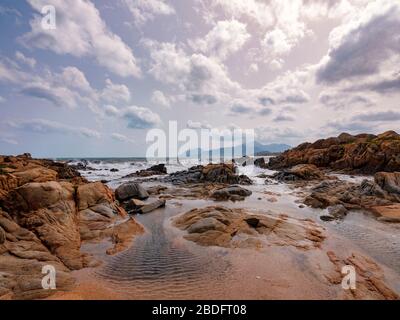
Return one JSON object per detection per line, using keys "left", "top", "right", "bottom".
{"left": 123, "top": 0, "right": 175, "bottom": 27}
{"left": 145, "top": 39, "right": 241, "bottom": 106}
{"left": 0, "top": 137, "right": 18, "bottom": 145}
{"left": 122, "top": 106, "right": 162, "bottom": 129}
{"left": 105, "top": 105, "right": 162, "bottom": 129}
{"left": 21, "top": 0, "right": 141, "bottom": 77}
{"left": 9, "top": 118, "right": 101, "bottom": 138}
{"left": 209, "top": 0, "right": 275, "bottom": 30}
{"left": 0, "top": 60, "right": 133, "bottom": 114}
{"left": 151, "top": 90, "right": 172, "bottom": 108}
{"left": 189, "top": 19, "right": 250, "bottom": 60}
{"left": 15, "top": 51, "right": 36, "bottom": 68}
{"left": 111, "top": 133, "right": 135, "bottom": 143}
{"left": 101, "top": 79, "right": 131, "bottom": 104}
{"left": 0, "top": 96, "right": 5, "bottom": 103}
{"left": 316, "top": 0, "right": 400, "bottom": 84}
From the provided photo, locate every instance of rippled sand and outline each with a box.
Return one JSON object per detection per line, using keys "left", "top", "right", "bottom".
{"left": 50, "top": 177, "right": 400, "bottom": 300}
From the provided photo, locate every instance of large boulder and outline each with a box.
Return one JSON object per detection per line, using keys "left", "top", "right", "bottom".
{"left": 115, "top": 182, "right": 149, "bottom": 201}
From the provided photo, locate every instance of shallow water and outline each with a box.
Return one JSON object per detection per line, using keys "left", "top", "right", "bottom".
{"left": 75, "top": 159, "right": 400, "bottom": 299}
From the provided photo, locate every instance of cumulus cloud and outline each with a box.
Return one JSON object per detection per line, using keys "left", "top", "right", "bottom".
{"left": 207, "top": 0, "right": 274, "bottom": 30}
{"left": 316, "top": 0, "right": 400, "bottom": 84}
{"left": 101, "top": 79, "right": 131, "bottom": 104}
{"left": 15, "top": 51, "right": 36, "bottom": 68}
{"left": 0, "top": 60, "right": 131, "bottom": 114}
{"left": 105, "top": 105, "right": 162, "bottom": 129}
{"left": 20, "top": 0, "right": 141, "bottom": 77}
{"left": 9, "top": 118, "right": 101, "bottom": 138}
{"left": 145, "top": 40, "right": 240, "bottom": 106}
{"left": 151, "top": 90, "right": 172, "bottom": 108}
{"left": 189, "top": 19, "right": 250, "bottom": 60}
{"left": 123, "top": 0, "right": 175, "bottom": 27}
{"left": 123, "top": 106, "right": 162, "bottom": 129}
{"left": 256, "top": 68, "right": 312, "bottom": 106}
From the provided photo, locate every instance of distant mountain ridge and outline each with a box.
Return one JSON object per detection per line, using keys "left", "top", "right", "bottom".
{"left": 182, "top": 141, "right": 291, "bottom": 158}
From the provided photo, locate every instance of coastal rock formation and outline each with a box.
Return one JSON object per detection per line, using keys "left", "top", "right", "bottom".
{"left": 174, "top": 206, "right": 325, "bottom": 250}
{"left": 0, "top": 154, "right": 143, "bottom": 299}
{"left": 123, "top": 164, "right": 167, "bottom": 178}
{"left": 268, "top": 131, "right": 400, "bottom": 173}
{"left": 166, "top": 163, "right": 252, "bottom": 185}
{"left": 210, "top": 185, "right": 252, "bottom": 201}
{"left": 270, "top": 164, "right": 328, "bottom": 182}
{"left": 303, "top": 172, "right": 400, "bottom": 221}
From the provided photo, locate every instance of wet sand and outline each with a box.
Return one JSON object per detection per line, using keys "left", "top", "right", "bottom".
{"left": 50, "top": 177, "right": 400, "bottom": 300}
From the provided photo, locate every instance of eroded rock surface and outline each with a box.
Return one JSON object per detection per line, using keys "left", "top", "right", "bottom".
{"left": 268, "top": 131, "right": 400, "bottom": 173}
{"left": 0, "top": 154, "right": 143, "bottom": 299}
{"left": 174, "top": 206, "right": 325, "bottom": 250}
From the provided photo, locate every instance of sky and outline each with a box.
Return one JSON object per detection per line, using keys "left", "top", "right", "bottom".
{"left": 0, "top": 0, "right": 399, "bottom": 157}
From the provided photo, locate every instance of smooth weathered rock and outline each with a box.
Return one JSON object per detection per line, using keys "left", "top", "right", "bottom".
{"left": 5, "top": 181, "right": 83, "bottom": 270}
{"left": 115, "top": 182, "right": 149, "bottom": 201}
{"left": 137, "top": 199, "right": 166, "bottom": 214}
{"left": 210, "top": 185, "right": 252, "bottom": 201}
{"left": 371, "top": 205, "right": 400, "bottom": 222}
{"left": 0, "top": 155, "right": 143, "bottom": 299}
{"left": 174, "top": 206, "right": 325, "bottom": 249}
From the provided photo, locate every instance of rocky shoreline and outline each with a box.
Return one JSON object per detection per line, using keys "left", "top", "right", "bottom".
{"left": 0, "top": 154, "right": 143, "bottom": 299}
{"left": 1, "top": 132, "right": 400, "bottom": 299}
